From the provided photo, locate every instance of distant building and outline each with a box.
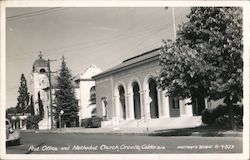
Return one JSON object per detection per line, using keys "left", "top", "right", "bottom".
{"left": 7, "top": 113, "right": 31, "bottom": 130}
{"left": 93, "top": 48, "right": 216, "bottom": 129}
{"left": 74, "top": 65, "right": 102, "bottom": 121}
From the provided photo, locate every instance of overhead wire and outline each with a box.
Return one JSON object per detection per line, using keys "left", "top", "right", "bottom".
{"left": 7, "top": 8, "right": 189, "bottom": 64}
{"left": 7, "top": 8, "right": 171, "bottom": 59}
{"left": 7, "top": 7, "right": 68, "bottom": 21}
{"left": 124, "top": 8, "right": 189, "bottom": 57}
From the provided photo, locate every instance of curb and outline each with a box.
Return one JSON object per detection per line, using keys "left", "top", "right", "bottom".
{"left": 148, "top": 131, "right": 243, "bottom": 137}
{"left": 21, "top": 130, "right": 242, "bottom": 137}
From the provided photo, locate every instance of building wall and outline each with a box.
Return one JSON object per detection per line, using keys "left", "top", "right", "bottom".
{"left": 79, "top": 80, "right": 95, "bottom": 120}
{"left": 31, "top": 72, "right": 49, "bottom": 116}
{"left": 95, "top": 76, "right": 113, "bottom": 120}
{"left": 95, "top": 59, "right": 186, "bottom": 120}
{"left": 94, "top": 54, "right": 211, "bottom": 124}
{"left": 206, "top": 98, "right": 225, "bottom": 109}
{"left": 112, "top": 60, "right": 159, "bottom": 90}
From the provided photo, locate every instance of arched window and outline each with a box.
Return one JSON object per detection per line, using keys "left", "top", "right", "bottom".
{"left": 89, "top": 86, "right": 96, "bottom": 104}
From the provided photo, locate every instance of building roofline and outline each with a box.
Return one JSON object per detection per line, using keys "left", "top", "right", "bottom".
{"left": 123, "top": 48, "right": 161, "bottom": 63}
{"left": 92, "top": 48, "right": 161, "bottom": 79}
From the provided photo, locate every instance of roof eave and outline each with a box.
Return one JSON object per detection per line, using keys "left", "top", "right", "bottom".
{"left": 92, "top": 55, "right": 159, "bottom": 80}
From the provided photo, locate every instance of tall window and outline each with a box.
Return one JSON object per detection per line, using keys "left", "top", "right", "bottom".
{"left": 172, "top": 97, "right": 179, "bottom": 109}
{"left": 101, "top": 97, "right": 107, "bottom": 120}
{"left": 89, "top": 86, "right": 96, "bottom": 105}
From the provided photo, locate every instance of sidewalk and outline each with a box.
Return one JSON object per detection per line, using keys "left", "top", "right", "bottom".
{"left": 22, "top": 126, "right": 243, "bottom": 137}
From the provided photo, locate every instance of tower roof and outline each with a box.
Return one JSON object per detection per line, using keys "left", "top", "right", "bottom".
{"left": 33, "top": 52, "right": 48, "bottom": 71}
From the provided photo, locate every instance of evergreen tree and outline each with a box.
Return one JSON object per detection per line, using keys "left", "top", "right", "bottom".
{"left": 16, "top": 74, "right": 30, "bottom": 113}
{"left": 29, "top": 95, "right": 35, "bottom": 115}
{"left": 38, "top": 92, "right": 44, "bottom": 118}
{"left": 54, "top": 56, "right": 79, "bottom": 127}
{"left": 24, "top": 95, "right": 35, "bottom": 115}
{"left": 158, "top": 7, "right": 243, "bottom": 129}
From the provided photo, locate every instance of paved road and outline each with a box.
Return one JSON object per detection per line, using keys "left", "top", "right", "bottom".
{"left": 6, "top": 132, "right": 242, "bottom": 154}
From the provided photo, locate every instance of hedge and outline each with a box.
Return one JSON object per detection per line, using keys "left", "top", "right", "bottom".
{"left": 202, "top": 104, "right": 243, "bottom": 127}
{"left": 81, "top": 117, "right": 103, "bottom": 128}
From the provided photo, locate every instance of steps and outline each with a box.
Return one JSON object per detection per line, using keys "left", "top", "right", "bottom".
{"left": 101, "top": 116, "right": 202, "bottom": 130}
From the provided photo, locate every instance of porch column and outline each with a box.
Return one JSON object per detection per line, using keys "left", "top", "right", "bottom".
{"left": 126, "top": 92, "right": 134, "bottom": 120}
{"left": 19, "top": 119, "right": 22, "bottom": 129}
{"left": 112, "top": 96, "right": 120, "bottom": 129}
{"left": 113, "top": 96, "right": 120, "bottom": 119}
{"left": 180, "top": 98, "right": 193, "bottom": 117}
{"left": 141, "top": 89, "right": 151, "bottom": 119}
{"left": 205, "top": 98, "right": 210, "bottom": 109}
{"left": 139, "top": 90, "right": 145, "bottom": 119}
{"left": 157, "top": 90, "right": 162, "bottom": 118}
{"left": 160, "top": 90, "right": 170, "bottom": 118}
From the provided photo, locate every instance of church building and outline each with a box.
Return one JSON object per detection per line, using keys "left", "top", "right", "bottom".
{"left": 30, "top": 54, "right": 100, "bottom": 129}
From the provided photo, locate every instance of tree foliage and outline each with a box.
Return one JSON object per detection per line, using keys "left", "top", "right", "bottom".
{"left": 54, "top": 56, "right": 79, "bottom": 127}
{"left": 6, "top": 107, "right": 18, "bottom": 115}
{"left": 158, "top": 7, "right": 243, "bottom": 129}
{"left": 158, "top": 7, "right": 242, "bottom": 101}
{"left": 16, "top": 74, "right": 30, "bottom": 113}
{"left": 24, "top": 95, "right": 35, "bottom": 115}
{"left": 26, "top": 115, "right": 42, "bottom": 129}
{"left": 38, "top": 92, "right": 44, "bottom": 118}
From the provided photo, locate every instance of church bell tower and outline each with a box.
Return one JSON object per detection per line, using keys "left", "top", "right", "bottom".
{"left": 30, "top": 52, "right": 50, "bottom": 121}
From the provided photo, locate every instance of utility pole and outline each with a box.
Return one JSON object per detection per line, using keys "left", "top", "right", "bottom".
{"left": 47, "top": 58, "right": 56, "bottom": 130}
{"left": 164, "top": 7, "right": 176, "bottom": 40}
{"left": 172, "top": 7, "right": 176, "bottom": 40}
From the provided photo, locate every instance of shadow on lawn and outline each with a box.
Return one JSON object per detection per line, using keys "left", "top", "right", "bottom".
{"left": 149, "top": 125, "right": 243, "bottom": 137}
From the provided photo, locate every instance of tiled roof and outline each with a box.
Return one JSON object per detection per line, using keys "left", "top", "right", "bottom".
{"left": 93, "top": 48, "right": 161, "bottom": 79}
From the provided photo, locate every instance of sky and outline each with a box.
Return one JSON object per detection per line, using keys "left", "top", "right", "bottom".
{"left": 6, "top": 7, "right": 189, "bottom": 109}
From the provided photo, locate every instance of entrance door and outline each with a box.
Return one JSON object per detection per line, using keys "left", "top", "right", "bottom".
{"left": 148, "top": 78, "right": 159, "bottom": 118}
{"left": 118, "top": 86, "right": 126, "bottom": 119}
{"left": 133, "top": 82, "right": 141, "bottom": 119}
{"left": 192, "top": 97, "right": 205, "bottom": 116}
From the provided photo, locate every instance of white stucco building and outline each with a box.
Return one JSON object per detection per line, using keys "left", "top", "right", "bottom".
{"left": 74, "top": 65, "right": 102, "bottom": 122}
{"left": 92, "top": 48, "right": 212, "bottom": 129}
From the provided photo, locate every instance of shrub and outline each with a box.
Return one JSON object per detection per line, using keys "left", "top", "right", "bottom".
{"left": 201, "top": 109, "right": 215, "bottom": 125}
{"left": 81, "top": 119, "right": 89, "bottom": 128}
{"left": 81, "top": 117, "right": 103, "bottom": 128}
{"left": 26, "top": 115, "right": 42, "bottom": 129}
{"left": 212, "top": 105, "right": 229, "bottom": 126}
{"left": 232, "top": 104, "right": 243, "bottom": 126}
{"left": 202, "top": 104, "right": 243, "bottom": 127}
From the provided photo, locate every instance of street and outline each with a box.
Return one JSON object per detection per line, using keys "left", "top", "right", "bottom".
{"left": 6, "top": 131, "right": 242, "bottom": 154}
